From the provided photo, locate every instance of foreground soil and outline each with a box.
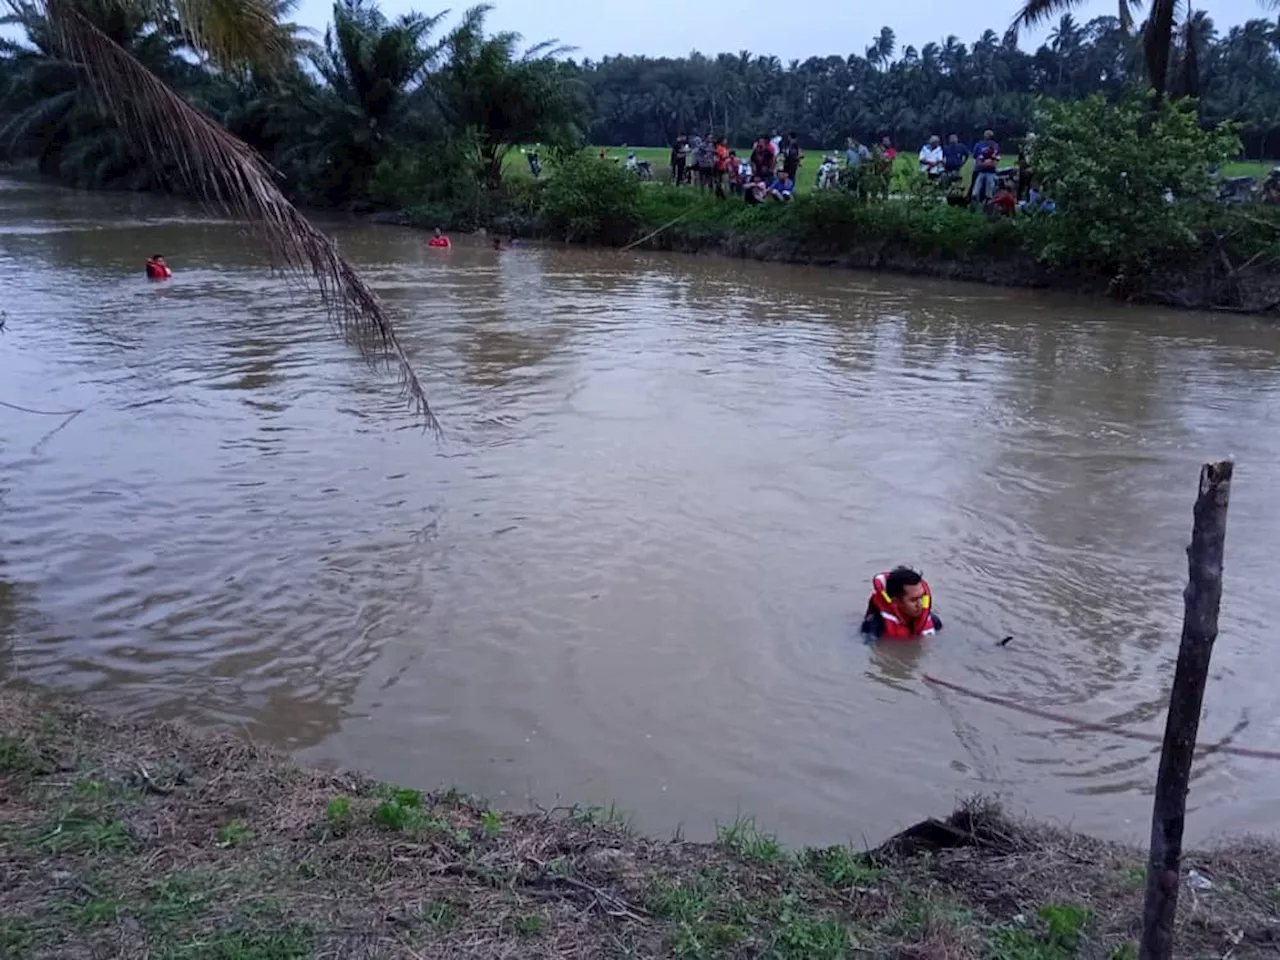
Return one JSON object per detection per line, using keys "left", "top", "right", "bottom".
{"left": 2, "top": 690, "right": 1277, "bottom": 959}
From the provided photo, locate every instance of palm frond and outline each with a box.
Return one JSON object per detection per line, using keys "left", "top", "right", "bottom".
{"left": 1009, "top": 0, "right": 1083, "bottom": 34}
{"left": 46, "top": 0, "right": 435, "bottom": 429}
{"left": 1119, "top": 0, "right": 1142, "bottom": 31}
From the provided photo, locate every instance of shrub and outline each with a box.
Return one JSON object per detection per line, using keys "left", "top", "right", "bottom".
{"left": 540, "top": 150, "right": 641, "bottom": 242}
{"left": 1029, "top": 93, "right": 1241, "bottom": 272}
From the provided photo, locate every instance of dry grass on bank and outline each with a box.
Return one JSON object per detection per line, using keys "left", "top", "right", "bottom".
{"left": 2, "top": 688, "right": 1279, "bottom": 959}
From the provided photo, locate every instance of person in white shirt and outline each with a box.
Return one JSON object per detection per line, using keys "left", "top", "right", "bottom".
{"left": 919, "top": 135, "right": 945, "bottom": 180}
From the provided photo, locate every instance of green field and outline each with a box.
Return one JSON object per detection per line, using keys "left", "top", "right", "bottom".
{"left": 506, "top": 144, "right": 918, "bottom": 194}
{"left": 504, "top": 145, "right": 1280, "bottom": 192}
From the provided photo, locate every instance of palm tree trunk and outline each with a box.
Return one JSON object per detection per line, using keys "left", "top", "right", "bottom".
{"left": 1145, "top": 0, "right": 1177, "bottom": 101}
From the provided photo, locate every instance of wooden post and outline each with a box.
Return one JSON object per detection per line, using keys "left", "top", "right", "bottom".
{"left": 1139, "top": 460, "right": 1233, "bottom": 960}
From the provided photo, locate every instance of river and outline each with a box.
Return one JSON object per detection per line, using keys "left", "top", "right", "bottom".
{"left": 1, "top": 176, "right": 1278, "bottom": 848}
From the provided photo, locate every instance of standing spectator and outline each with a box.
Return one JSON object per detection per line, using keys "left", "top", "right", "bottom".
{"left": 878, "top": 135, "right": 897, "bottom": 161}
{"left": 918, "top": 135, "right": 944, "bottom": 179}
{"left": 698, "top": 130, "right": 716, "bottom": 190}
{"left": 714, "top": 138, "right": 729, "bottom": 199}
{"left": 769, "top": 130, "right": 782, "bottom": 157}
{"left": 971, "top": 135, "right": 1000, "bottom": 204}
{"left": 727, "top": 151, "right": 744, "bottom": 195}
{"left": 845, "top": 136, "right": 869, "bottom": 168}
{"left": 670, "top": 134, "right": 688, "bottom": 185}
{"left": 750, "top": 136, "right": 776, "bottom": 181}
{"left": 942, "top": 133, "right": 967, "bottom": 181}
{"left": 782, "top": 132, "right": 801, "bottom": 181}
{"left": 689, "top": 134, "right": 705, "bottom": 188}
{"left": 1016, "top": 135, "right": 1035, "bottom": 201}
{"left": 970, "top": 128, "right": 1000, "bottom": 200}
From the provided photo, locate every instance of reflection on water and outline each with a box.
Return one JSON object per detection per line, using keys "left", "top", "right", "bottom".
{"left": 2, "top": 176, "right": 1280, "bottom": 845}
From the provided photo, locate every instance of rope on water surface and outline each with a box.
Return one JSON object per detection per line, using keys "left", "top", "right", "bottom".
{"left": 0, "top": 399, "right": 84, "bottom": 417}
{"left": 619, "top": 209, "right": 698, "bottom": 252}
{"left": 922, "top": 674, "right": 1280, "bottom": 762}
{"left": 1, "top": 398, "right": 86, "bottom": 453}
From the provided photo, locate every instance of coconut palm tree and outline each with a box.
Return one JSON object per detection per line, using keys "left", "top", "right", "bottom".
{"left": 275, "top": 0, "right": 444, "bottom": 205}
{"left": 24, "top": 0, "right": 434, "bottom": 426}
{"left": 0, "top": 1, "right": 189, "bottom": 187}
{"left": 430, "top": 4, "right": 581, "bottom": 189}
{"left": 1011, "top": 0, "right": 1262, "bottom": 100}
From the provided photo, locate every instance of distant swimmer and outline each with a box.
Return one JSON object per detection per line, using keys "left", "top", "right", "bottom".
{"left": 860, "top": 566, "right": 943, "bottom": 639}
{"left": 427, "top": 227, "right": 451, "bottom": 248}
{"left": 145, "top": 254, "right": 172, "bottom": 280}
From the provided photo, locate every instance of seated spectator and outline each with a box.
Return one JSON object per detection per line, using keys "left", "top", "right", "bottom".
{"left": 1019, "top": 187, "right": 1056, "bottom": 214}
{"left": 768, "top": 171, "right": 795, "bottom": 201}
{"left": 744, "top": 177, "right": 768, "bottom": 205}
{"left": 985, "top": 186, "right": 1017, "bottom": 217}
{"left": 919, "top": 135, "right": 944, "bottom": 179}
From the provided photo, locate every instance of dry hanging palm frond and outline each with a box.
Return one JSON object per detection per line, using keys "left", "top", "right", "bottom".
{"left": 45, "top": 0, "right": 436, "bottom": 431}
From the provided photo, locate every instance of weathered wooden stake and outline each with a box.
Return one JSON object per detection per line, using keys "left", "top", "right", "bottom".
{"left": 1139, "top": 460, "right": 1233, "bottom": 960}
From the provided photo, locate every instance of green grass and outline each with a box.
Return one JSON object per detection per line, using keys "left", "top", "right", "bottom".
{"left": 989, "top": 904, "right": 1092, "bottom": 960}
{"left": 504, "top": 143, "right": 930, "bottom": 195}
{"left": 158, "top": 927, "right": 312, "bottom": 960}
{"left": 34, "top": 808, "right": 136, "bottom": 854}
{"left": 803, "top": 845, "right": 883, "bottom": 888}
{"left": 716, "top": 816, "right": 784, "bottom": 863}
{"left": 503, "top": 143, "right": 1280, "bottom": 195}
{"left": 0, "top": 735, "right": 49, "bottom": 776}
{"left": 1222, "top": 159, "right": 1277, "bottom": 178}
{"left": 215, "top": 819, "right": 248, "bottom": 848}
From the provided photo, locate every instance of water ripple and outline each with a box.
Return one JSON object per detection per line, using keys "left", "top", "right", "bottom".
{"left": 2, "top": 182, "right": 1280, "bottom": 845}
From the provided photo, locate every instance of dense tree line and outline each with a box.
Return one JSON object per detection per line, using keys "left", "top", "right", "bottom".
{"left": 0, "top": 0, "right": 581, "bottom": 206}
{"left": 5, "top": 0, "right": 1280, "bottom": 210}
{"left": 576, "top": 14, "right": 1280, "bottom": 157}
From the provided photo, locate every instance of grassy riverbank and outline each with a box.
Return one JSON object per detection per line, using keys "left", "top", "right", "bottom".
{"left": 2, "top": 690, "right": 1277, "bottom": 959}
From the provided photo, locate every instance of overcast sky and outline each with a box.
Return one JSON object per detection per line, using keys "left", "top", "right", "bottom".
{"left": 291, "top": 0, "right": 1270, "bottom": 61}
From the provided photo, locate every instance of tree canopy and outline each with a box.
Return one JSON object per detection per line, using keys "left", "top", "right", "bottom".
{"left": 573, "top": 14, "right": 1280, "bottom": 157}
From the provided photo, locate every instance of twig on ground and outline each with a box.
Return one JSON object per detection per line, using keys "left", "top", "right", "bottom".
{"left": 135, "top": 763, "right": 174, "bottom": 796}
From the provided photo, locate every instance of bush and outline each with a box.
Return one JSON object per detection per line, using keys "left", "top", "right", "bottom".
{"left": 1029, "top": 93, "right": 1241, "bottom": 272}
{"left": 540, "top": 150, "right": 641, "bottom": 241}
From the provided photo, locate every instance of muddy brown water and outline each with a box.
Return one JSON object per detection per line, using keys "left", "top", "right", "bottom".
{"left": 2, "top": 176, "right": 1278, "bottom": 847}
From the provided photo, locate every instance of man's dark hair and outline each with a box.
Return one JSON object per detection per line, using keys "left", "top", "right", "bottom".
{"left": 884, "top": 566, "right": 923, "bottom": 598}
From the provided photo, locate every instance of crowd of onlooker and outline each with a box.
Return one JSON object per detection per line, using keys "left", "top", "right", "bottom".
{"left": 667, "top": 131, "right": 804, "bottom": 203}
{"left": 652, "top": 127, "right": 1054, "bottom": 215}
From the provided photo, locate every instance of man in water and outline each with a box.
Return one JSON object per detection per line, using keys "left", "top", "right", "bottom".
{"left": 861, "top": 566, "right": 942, "bottom": 639}
{"left": 145, "top": 254, "right": 172, "bottom": 280}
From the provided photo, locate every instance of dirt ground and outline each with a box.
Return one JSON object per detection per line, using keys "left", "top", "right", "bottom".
{"left": 2, "top": 688, "right": 1277, "bottom": 959}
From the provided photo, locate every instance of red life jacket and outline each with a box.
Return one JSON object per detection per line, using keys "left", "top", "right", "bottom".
{"left": 427, "top": 236, "right": 450, "bottom": 248}
{"left": 868, "top": 571, "right": 936, "bottom": 639}
{"left": 145, "top": 259, "right": 172, "bottom": 280}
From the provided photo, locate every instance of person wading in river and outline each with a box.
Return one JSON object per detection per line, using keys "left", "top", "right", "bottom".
{"left": 861, "top": 566, "right": 942, "bottom": 639}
